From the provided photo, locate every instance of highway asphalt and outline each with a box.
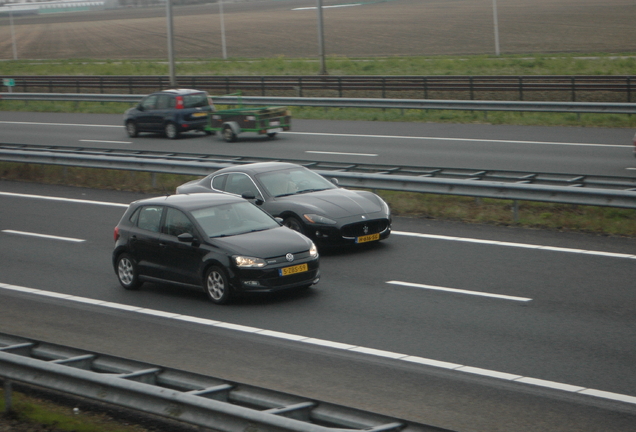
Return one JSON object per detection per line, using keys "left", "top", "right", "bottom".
{"left": 1, "top": 113, "right": 635, "bottom": 431}
{"left": 1, "top": 179, "right": 635, "bottom": 432}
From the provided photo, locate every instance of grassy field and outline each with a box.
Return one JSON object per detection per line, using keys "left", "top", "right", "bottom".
{"left": 1, "top": 0, "right": 635, "bottom": 60}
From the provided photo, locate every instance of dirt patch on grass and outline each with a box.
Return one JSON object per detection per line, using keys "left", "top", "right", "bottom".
{"left": 0, "top": 0, "right": 634, "bottom": 60}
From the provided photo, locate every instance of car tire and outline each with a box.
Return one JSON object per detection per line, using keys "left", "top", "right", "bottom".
{"left": 125, "top": 121, "right": 138, "bottom": 138}
{"left": 283, "top": 216, "right": 305, "bottom": 234}
{"left": 116, "top": 253, "right": 142, "bottom": 290}
{"left": 204, "top": 266, "right": 232, "bottom": 305}
{"left": 222, "top": 126, "right": 237, "bottom": 143}
{"left": 165, "top": 122, "right": 180, "bottom": 139}
{"left": 267, "top": 132, "right": 277, "bottom": 139}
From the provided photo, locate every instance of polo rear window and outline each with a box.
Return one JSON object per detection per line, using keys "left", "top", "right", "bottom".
{"left": 183, "top": 93, "right": 210, "bottom": 109}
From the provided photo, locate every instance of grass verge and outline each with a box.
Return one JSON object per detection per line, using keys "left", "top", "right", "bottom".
{"left": 2, "top": 54, "right": 636, "bottom": 77}
{"left": 2, "top": 100, "right": 635, "bottom": 128}
{"left": 2, "top": 163, "right": 635, "bottom": 237}
{"left": 0, "top": 388, "right": 161, "bottom": 432}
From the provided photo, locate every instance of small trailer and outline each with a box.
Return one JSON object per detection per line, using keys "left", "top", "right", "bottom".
{"left": 206, "top": 105, "right": 292, "bottom": 142}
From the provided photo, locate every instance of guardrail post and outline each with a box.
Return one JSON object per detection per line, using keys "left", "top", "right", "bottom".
{"left": 423, "top": 77, "right": 428, "bottom": 99}
{"left": 628, "top": 77, "right": 632, "bottom": 103}
{"left": 469, "top": 76, "right": 474, "bottom": 100}
{"left": 261, "top": 77, "right": 265, "bottom": 96}
{"left": 519, "top": 77, "right": 523, "bottom": 101}
{"left": 571, "top": 77, "right": 576, "bottom": 102}
{"left": 298, "top": 77, "right": 303, "bottom": 97}
{"left": 3, "top": 379, "right": 12, "bottom": 413}
{"left": 512, "top": 200, "right": 519, "bottom": 223}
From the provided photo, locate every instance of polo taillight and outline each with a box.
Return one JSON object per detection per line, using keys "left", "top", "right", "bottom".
{"left": 175, "top": 96, "right": 184, "bottom": 109}
{"left": 114, "top": 226, "right": 120, "bottom": 242}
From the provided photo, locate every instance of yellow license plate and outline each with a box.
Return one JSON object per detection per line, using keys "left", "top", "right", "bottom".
{"left": 191, "top": 112, "right": 207, "bottom": 118}
{"left": 356, "top": 233, "right": 380, "bottom": 243}
{"left": 279, "top": 263, "right": 308, "bottom": 276}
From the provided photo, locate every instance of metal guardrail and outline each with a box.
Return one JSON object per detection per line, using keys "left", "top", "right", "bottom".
{"left": 1, "top": 144, "right": 635, "bottom": 209}
{"left": 2, "top": 75, "right": 635, "bottom": 102}
{"left": 0, "top": 332, "right": 451, "bottom": 432}
{"left": 2, "top": 92, "right": 636, "bottom": 114}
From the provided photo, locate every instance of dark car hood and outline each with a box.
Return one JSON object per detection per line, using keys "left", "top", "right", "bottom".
{"left": 210, "top": 226, "right": 312, "bottom": 257}
{"left": 275, "top": 189, "right": 384, "bottom": 219}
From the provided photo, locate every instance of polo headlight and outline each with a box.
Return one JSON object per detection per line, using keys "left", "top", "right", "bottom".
{"left": 303, "top": 214, "right": 336, "bottom": 225}
{"left": 309, "top": 242, "right": 319, "bottom": 258}
{"left": 234, "top": 256, "right": 266, "bottom": 268}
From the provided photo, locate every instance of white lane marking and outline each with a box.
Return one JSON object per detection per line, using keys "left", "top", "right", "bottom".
{"left": 1, "top": 119, "right": 627, "bottom": 149}
{"left": 2, "top": 230, "right": 85, "bottom": 243}
{"left": 286, "top": 131, "right": 630, "bottom": 148}
{"left": 293, "top": 4, "right": 361, "bottom": 11}
{"left": 0, "top": 121, "right": 122, "bottom": 128}
{"left": 387, "top": 281, "right": 532, "bottom": 302}
{"left": 2, "top": 192, "right": 633, "bottom": 260}
{"left": 0, "top": 191, "right": 129, "bottom": 208}
{"left": 80, "top": 139, "right": 131, "bottom": 144}
{"left": 1, "top": 281, "right": 635, "bottom": 406}
{"left": 392, "top": 231, "right": 636, "bottom": 260}
{"left": 306, "top": 150, "right": 378, "bottom": 157}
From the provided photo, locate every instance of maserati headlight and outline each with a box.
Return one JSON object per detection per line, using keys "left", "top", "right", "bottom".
{"left": 380, "top": 197, "right": 391, "bottom": 215}
{"left": 303, "top": 214, "right": 336, "bottom": 225}
{"left": 234, "top": 256, "right": 266, "bottom": 268}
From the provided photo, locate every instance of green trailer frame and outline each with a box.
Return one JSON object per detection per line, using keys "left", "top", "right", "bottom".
{"left": 206, "top": 105, "right": 292, "bottom": 142}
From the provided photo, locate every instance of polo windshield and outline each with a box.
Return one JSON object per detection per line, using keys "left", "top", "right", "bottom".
{"left": 191, "top": 201, "right": 279, "bottom": 238}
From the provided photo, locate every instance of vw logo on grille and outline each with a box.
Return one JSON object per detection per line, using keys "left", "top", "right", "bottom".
{"left": 363, "top": 225, "right": 369, "bottom": 235}
{"left": 286, "top": 253, "right": 295, "bottom": 262}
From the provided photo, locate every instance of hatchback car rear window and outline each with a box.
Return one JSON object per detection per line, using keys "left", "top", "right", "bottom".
{"left": 183, "top": 93, "right": 210, "bottom": 109}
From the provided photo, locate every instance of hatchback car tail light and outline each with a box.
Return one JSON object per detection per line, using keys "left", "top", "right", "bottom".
{"left": 175, "top": 96, "right": 184, "bottom": 109}
{"left": 113, "top": 226, "right": 120, "bottom": 241}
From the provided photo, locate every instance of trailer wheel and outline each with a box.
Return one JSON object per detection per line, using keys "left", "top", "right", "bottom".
{"left": 222, "top": 125, "right": 237, "bottom": 142}
{"left": 267, "top": 132, "right": 277, "bottom": 139}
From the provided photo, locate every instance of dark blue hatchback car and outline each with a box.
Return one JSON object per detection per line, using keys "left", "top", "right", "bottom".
{"left": 124, "top": 89, "right": 213, "bottom": 139}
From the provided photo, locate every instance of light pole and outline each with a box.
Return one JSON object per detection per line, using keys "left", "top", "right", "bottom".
{"left": 316, "top": 0, "right": 327, "bottom": 75}
{"left": 166, "top": 0, "right": 177, "bottom": 87}
{"left": 492, "top": 0, "right": 500, "bottom": 56}
{"left": 219, "top": 0, "right": 227, "bottom": 59}
{"left": 9, "top": 6, "right": 18, "bottom": 60}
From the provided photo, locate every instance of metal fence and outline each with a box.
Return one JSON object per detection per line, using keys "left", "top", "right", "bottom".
{"left": 2, "top": 75, "right": 635, "bottom": 102}
{"left": 3, "top": 92, "right": 636, "bottom": 114}
{"left": 1, "top": 144, "right": 635, "bottom": 210}
{"left": 0, "top": 332, "right": 451, "bottom": 432}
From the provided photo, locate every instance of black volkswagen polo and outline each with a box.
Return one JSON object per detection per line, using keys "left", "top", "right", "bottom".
{"left": 112, "top": 193, "right": 319, "bottom": 304}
